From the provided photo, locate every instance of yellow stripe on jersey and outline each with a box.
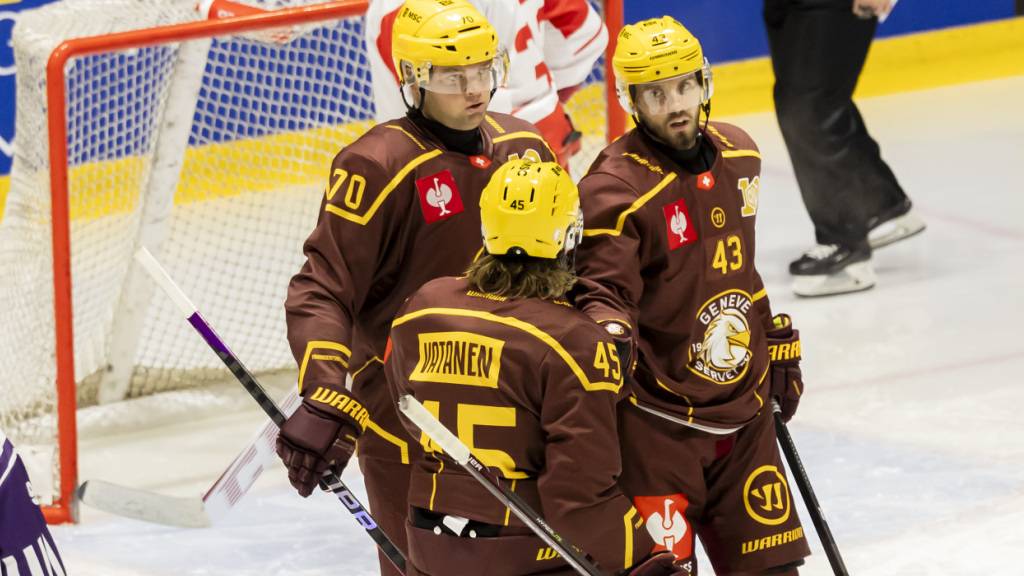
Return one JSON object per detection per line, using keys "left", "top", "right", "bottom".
{"left": 754, "top": 363, "right": 770, "bottom": 411}
{"left": 311, "top": 354, "right": 349, "bottom": 367}
{"left": 384, "top": 125, "right": 426, "bottom": 150}
{"left": 492, "top": 131, "right": 556, "bottom": 158}
{"left": 492, "top": 131, "right": 545, "bottom": 144}
{"left": 325, "top": 149, "right": 442, "bottom": 225}
{"left": 623, "top": 506, "right": 639, "bottom": 570}
{"left": 365, "top": 418, "right": 410, "bottom": 465}
{"left": 429, "top": 455, "right": 444, "bottom": 511}
{"left": 503, "top": 478, "right": 518, "bottom": 526}
{"left": 752, "top": 287, "right": 767, "bottom": 302}
{"left": 722, "top": 149, "right": 761, "bottom": 160}
{"left": 484, "top": 115, "right": 507, "bottom": 134}
{"left": 298, "top": 340, "right": 351, "bottom": 393}
{"left": 583, "top": 173, "right": 677, "bottom": 238}
{"left": 392, "top": 308, "right": 622, "bottom": 393}
{"left": 351, "top": 356, "right": 383, "bottom": 380}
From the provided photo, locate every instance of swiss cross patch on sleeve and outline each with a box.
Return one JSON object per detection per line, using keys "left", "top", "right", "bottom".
{"left": 415, "top": 169, "right": 464, "bottom": 223}
{"left": 662, "top": 198, "right": 697, "bottom": 250}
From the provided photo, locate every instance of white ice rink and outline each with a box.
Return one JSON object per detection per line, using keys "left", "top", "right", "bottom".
{"left": 48, "top": 75, "right": 1024, "bottom": 575}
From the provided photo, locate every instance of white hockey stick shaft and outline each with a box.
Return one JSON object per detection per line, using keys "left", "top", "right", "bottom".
{"left": 135, "top": 247, "right": 405, "bottom": 570}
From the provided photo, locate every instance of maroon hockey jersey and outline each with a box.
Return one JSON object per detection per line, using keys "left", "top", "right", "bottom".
{"left": 575, "top": 122, "right": 776, "bottom": 431}
{"left": 386, "top": 276, "right": 654, "bottom": 573}
{"left": 285, "top": 113, "right": 555, "bottom": 463}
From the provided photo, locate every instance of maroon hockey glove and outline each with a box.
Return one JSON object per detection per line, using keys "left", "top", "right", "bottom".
{"left": 276, "top": 383, "right": 367, "bottom": 497}
{"left": 623, "top": 552, "right": 689, "bottom": 576}
{"left": 766, "top": 314, "right": 803, "bottom": 423}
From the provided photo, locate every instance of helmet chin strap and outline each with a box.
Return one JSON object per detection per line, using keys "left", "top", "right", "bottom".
{"left": 400, "top": 85, "right": 427, "bottom": 113}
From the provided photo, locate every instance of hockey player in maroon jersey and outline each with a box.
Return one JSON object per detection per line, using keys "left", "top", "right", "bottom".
{"left": 573, "top": 17, "right": 810, "bottom": 575}
{"left": 385, "top": 159, "right": 689, "bottom": 576}
{"left": 276, "top": 1, "right": 555, "bottom": 573}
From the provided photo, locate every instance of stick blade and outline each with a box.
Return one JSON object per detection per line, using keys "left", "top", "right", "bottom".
{"left": 78, "top": 480, "right": 210, "bottom": 528}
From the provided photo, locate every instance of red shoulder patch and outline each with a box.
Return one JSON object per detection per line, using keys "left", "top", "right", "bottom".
{"left": 662, "top": 198, "right": 697, "bottom": 250}
{"left": 415, "top": 169, "right": 464, "bottom": 223}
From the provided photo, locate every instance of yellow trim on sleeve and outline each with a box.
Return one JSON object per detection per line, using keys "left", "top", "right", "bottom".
{"left": 484, "top": 115, "right": 507, "bottom": 134}
{"left": 298, "top": 340, "right": 352, "bottom": 392}
{"left": 324, "top": 149, "right": 442, "bottom": 225}
{"left": 351, "top": 356, "right": 383, "bottom": 380}
{"left": 392, "top": 308, "right": 622, "bottom": 393}
{"left": 722, "top": 149, "right": 761, "bottom": 160}
{"left": 365, "top": 418, "right": 410, "bottom": 464}
{"left": 310, "top": 354, "right": 349, "bottom": 367}
{"left": 582, "top": 173, "right": 677, "bottom": 238}
{"left": 623, "top": 506, "right": 638, "bottom": 570}
{"left": 384, "top": 125, "right": 426, "bottom": 150}
{"left": 752, "top": 288, "right": 767, "bottom": 302}
{"left": 492, "top": 131, "right": 545, "bottom": 144}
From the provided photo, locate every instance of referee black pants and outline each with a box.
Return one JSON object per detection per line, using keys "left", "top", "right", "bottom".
{"left": 765, "top": 0, "right": 908, "bottom": 251}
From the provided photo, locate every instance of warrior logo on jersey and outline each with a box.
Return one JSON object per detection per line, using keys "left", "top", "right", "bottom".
{"left": 688, "top": 289, "right": 753, "bottom": 385}
{"left": 634, "top": 494, "right": 693, "bottom": 560}
{"left": 416, "top": 169, "right": 464, "bottom": 223}
{"left": 662, "top": 199, "right": 697, "bottom": 250}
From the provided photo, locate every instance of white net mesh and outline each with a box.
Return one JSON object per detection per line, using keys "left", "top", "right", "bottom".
{"left": 0, "top": 0, "right": 610, "bottom": 507}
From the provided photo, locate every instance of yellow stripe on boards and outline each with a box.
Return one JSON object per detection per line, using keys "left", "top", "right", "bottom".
{"left": 4, "top": 18, "right": 1021, "bottom": 223}
{"left": 711, "top": 16, "right": 1024, "bottom": 117}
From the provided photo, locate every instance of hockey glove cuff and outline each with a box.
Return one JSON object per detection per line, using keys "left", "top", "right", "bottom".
{"left": 276, "top": 383, "right": 367, "bottom": 497}
{"left": 765, "top": 314, "right": 803, "bottom": 423}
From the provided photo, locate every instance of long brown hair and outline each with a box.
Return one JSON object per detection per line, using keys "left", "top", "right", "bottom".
{"left": 465, "top": 254, "right": 575, "bottom": 300}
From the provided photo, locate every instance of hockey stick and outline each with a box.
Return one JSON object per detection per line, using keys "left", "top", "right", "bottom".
{"left": 772, "top": 402, "right": 848, "bottom": 576}
{"left": 135, "top": 247, "right": 406, "bottom": 572}
{"left": 78, "top": 389, "right": 300, "bottom": 528}
{"left": 398, "top": 394, "right": 603, "bottom": 576}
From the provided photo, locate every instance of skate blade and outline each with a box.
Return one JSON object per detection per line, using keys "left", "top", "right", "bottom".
{"left": 869, "top": 212, "right": 926, "bottom": 249}
{"left": 792, "top": 261, "right": 877, "bottom": 297}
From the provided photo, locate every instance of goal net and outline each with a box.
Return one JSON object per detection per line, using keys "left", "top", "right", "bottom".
{"left": 0, "top": 0, "right": 617, "bottom": 523}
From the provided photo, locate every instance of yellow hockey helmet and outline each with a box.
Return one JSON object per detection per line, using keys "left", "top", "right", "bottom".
{"left": 612, "top": 16, "right": 713, "bottom": 115}
{"left": 392, "top": 0, "right": 507, "bottom": 93}
{"left": 480, "top": 160, "right": 583, "bottom": 260}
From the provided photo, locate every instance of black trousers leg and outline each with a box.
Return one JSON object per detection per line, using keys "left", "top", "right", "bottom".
{"left": 765, "top": 1, "right": 907, "bottom": 250}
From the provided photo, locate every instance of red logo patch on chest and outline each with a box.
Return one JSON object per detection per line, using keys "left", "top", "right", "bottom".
{"left": 663, "top": 199, "right": 697, "bottom": 250}
{"left": 696, "top": 171, "right": 716, "bottom": 190}
{"left": 415, "top": 169, "right": 464, "bottom": 223}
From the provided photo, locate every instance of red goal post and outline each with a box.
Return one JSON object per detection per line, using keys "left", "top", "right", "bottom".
{"left": 14, "top": 0, "right": 625, "bottom": 524}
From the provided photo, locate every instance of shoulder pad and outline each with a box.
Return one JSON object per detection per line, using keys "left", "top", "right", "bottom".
{"left": 705, "top": 122, "right": 760, "bottom": 157}
{"left": 324, "top": 138, "right": 442, "bottom": 225}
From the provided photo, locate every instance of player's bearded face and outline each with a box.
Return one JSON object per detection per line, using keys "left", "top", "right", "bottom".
{"left": 416, "top": 61, "right": 495, "bottom": 131}
{"left": 634, "top": 73, "right": 703, "bottom": 151}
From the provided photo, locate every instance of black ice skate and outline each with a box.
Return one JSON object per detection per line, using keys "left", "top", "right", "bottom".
{"left": 867, "top": 199, "right": 926, "bottom": 249}
{"left": 790, "top": 244, "right": 875, "bottom": 297}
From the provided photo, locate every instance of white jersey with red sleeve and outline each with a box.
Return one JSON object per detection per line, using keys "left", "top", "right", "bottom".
{"left": 365, "top": 0, "right": 607, "bottom": 167}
